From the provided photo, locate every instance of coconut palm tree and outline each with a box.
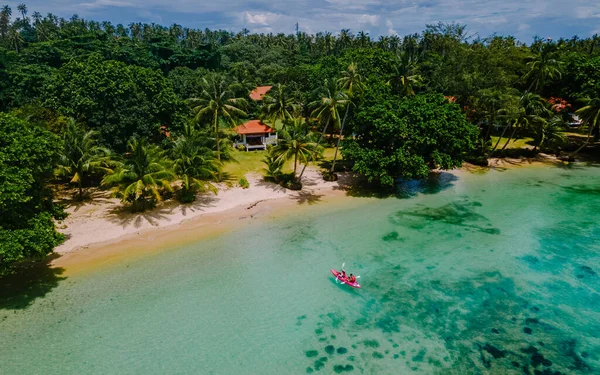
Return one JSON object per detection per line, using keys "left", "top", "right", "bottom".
{"left": 102, "top": 138, "right": 175, "bottom": 212}
{"left": 497, "top": 92, "right": 550, "bottom": 152}
{"left": 260, "top": 83, "right": 297, "bottom": 129}
{"left": 262, "top": 151, "right": 285, "bottom": 183}
{"left": 524, "top": 46, "right": 562, "bottom": 95}
{"left": 55, "top": 119, "right": 110, "bottom": 200}
{"left": 310, "top": 79, "right": 350, "bottom": 144}
{"left": 388, "top": 51, "right": 422, "bottom": 97}
{"left": 8, "top": 25, "right": 24, "bottom": 52}
{"left": 330, "top": 63, "right": 366, "bottom": 174}
{"left": 271, "top": 118, "right": 322, "bottom": 185}
{"left": 189, "top": 75, "right": 247, "bottom": 161}
{"left": 172, "top": 124, "right": 220, "bottom": 202}
{"left": 16, "top": 4, "right": 27, "bottom": 19}
{"left": 0, "top": 6, "right": 11, "bottom": 39}
{"left": 533, "top": 115, "right": 567, "bottom": 152}
{"left": 573, "top": 96, "right": 600, "bottom": 155}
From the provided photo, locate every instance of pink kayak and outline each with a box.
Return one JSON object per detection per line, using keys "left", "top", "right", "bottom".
{"left": 331, "top": 269, "right": 361, "bottom": 289}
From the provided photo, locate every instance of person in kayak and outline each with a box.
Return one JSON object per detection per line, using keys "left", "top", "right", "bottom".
{"left": 348, "top": 274, "right": 357, "bottom": 284}
{"left": 341, "top": 269, "right": 347, "bottom": 279}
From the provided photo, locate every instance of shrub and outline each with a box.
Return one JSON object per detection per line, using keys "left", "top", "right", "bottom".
{"left": 239, "top": 177, "right": 250, "bottom": 189}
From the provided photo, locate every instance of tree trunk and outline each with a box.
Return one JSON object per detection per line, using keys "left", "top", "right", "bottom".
{"left": 501, "top": 124, "right": 519, "bottom": 151}
{"left": 298, "top": 121, "right": 330, "bottom": 181}
{"left": 293, "top": 149, "right": 298, "bottom": 180}
{"left": 483, "top": 107, "right": 495, "bottom": 147}
{"left": 488, "top": 119, "right": 513, "bottom": 157}
{"left": 572, "top": 123, "right": 595, "bottom": 156}
{"left": 214, "top": 111, "right": 220, "bottom": 161}
{"left": 331, "top": 105, "right": 349, "bottom": 173}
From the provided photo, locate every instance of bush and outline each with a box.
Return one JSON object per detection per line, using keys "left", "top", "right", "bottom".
{"left": 323, "top": 171, "right": 338, "bottom": 181}
{"left": 239, "top": 177, "right": 250, "bottom": 189}
{"left": 236, "top": 144, "right": 246, "bottom": 151}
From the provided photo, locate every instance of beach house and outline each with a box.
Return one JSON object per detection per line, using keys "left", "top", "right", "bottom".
{"left": 234, "top": 120, "right": 278, "bottom": 151}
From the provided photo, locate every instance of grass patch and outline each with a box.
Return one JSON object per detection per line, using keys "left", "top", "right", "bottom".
{"left": 223, "top": 146, "right": 341, "bottom": 180}
{"left": 490, "top": 136, "right": 535, "bottom": 150}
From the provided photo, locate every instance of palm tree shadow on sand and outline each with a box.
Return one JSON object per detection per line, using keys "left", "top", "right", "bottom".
{"left": 0, "top": 254, "right": 66, "bottom": 310}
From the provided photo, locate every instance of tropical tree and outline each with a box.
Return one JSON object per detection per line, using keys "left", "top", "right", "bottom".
{"left": 0, "top": 113, "right": 63, "bottom": 275}
{"left": 532, "top": 115, "right": 566, "bottom": 152}
{"left": 262, "top": 150, "right": 285, "bottom": 183}
{"left": 0, "top": 6, "right": 11, "bottom": 40}
{"left": 495, "top": 92, "right": 550, "bottom": 153}
{"left": 55, "top": 119, "right": 110, "bottom": 200}
{"left": 17, "top": 4, "right": 27, "bottom": 19}
{"left": 260, "top": 83, "right": 297, "bottom": 129}
{"left": 102, "top": 138, "right": 175, "bottom": 212}
{"left": 342, "top": 91, "right": 478, "bottom": 187}
{"left": 271, "top": 118, "right": 322, "bottom": 186}
{"left": 573, "top": 96, "right": 600, "bottom": 154}
{"left": 330, "top": 62, "right": 366, "bottom": 174}
{"left": 388, "top": 51, "right": 422, "bottom": 97}
{"left": 524, "top": 45, "right": 562, "bottom": 95}
{"left": 172, "top": 124, "right": 220, "bottom": 203}
{"left": 310, "top": 79, "right": 350, "bottom": 144}
{"left": 8, "top": 26, "right": 24, "bottom": 52}
{"left": 189, "top": 75, "right": 247, "bottom": 161}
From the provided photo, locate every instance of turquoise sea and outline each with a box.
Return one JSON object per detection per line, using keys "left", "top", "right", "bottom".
{"left": 1, "top": 165, "right": 599, "bottom": 374}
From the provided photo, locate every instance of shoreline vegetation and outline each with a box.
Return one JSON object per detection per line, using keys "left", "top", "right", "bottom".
{"left": 2, "top": 3, "right": 600, "bottom": 275}
{"left": 52, "top": 153, "right": 568, "bottom": 272}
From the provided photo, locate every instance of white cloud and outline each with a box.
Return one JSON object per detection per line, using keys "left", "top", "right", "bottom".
{"left": 4, "top": 0, "right": 599, "bottom": 42}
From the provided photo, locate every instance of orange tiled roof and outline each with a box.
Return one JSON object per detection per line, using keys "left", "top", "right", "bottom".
{"left": 249, "top": 86, "right": 272, "bottom": 101}
{"left": 236, "top": 120, "right": 275, "bottom": 135}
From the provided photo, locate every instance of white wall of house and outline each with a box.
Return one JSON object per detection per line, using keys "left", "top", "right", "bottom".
{"left": 235, "top": 133, "right": 278, "bottom": 150}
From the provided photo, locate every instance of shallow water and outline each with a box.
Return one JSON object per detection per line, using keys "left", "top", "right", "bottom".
{"left": 1, "top": 165, "right": 599, "bottom": 374}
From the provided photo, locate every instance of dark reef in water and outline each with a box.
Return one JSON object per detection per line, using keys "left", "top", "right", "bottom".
{"left": 390, "top": 199, "right": 501, "bottom": 235}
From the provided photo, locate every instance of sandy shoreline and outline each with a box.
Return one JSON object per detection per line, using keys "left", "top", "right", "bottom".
{"left": 53, "top": 168, "right": 356, "bottom": 271}
{"left": 52, "top": 156, "right": 570, "bottom": 272}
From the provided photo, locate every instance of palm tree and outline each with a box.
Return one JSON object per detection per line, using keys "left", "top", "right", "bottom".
{"left": 189, "top": 75, "right": 247, "bottom": 161}
{"left": 0, "top": 6, "right": 11, "bottom": 38}
{"left": 17, "top": 4, "right": 27, "bottom": 19}
{"left": 262, "top": 150, "right": 285, "bottom": 183}
{"left": 310, "top": 79, "right": 350, "bottom": 144}
{"left": 498, "top": 92, "right": 549, "bottom": 152}
{"left": 524, "top": 46, "right": 562, "bottom": 95}
{"left": 55, "top": 119, "right": 110, "bottom": 200}
{"left": 330, "top": 63, "right": 366, "bottom": 174}
{"left": 533, "top": 115, "right": 566, "bottom": 152}
{"left": 260, "top": 83, "right": 297, "bottom": 129}
{"left": 102, "top": 138, "right": 175, "bottom": 212}
{"left": 573, "top": 96, "right": 600, "bottom": 155}
{"left": 388, "top": 51, "right": 422, "bottom": 96}
{"left": 8, "top": 26, "right": 24, "bottom": 52}
{"left": 271, "top": 118, "right": 322, "bottom": 185}
{"left": 172, "top": 124, "right": 221, "bottom": 202}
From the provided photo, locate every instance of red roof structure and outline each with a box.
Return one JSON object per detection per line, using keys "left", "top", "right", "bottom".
{"left": 249, "top": 86, "right": 272, "bottom": 101}
{"left": 235, "top": 120, "right": 275, "bottom": 135}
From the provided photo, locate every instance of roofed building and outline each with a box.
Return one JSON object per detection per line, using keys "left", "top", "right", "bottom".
{"left": 234, "top": 120, "right": 278, "bottom": 151}
{"left": 249, "top": 86, "right": 272, "bottom": 101}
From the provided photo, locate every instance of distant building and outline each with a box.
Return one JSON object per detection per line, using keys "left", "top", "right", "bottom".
{"left": 249, "top": 86, "right": 272, "bottom": 101}
{"left": 234, "top": 120, "right": 278, "bottom": 151}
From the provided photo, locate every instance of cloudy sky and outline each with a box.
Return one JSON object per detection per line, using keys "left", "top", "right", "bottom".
{"left": 6, "top": 0, "right": 600, "bottom": 42}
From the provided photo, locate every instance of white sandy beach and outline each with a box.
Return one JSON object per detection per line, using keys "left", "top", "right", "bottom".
{"left": 54, "top": 168, "right": 352, "bottom": 255}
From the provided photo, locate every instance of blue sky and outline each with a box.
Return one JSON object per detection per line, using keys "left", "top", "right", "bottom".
{"left": 6, "top": 0, "right": 600, "bottom": 43}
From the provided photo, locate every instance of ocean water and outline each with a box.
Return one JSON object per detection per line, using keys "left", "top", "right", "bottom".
{"left": 1, "top": 165, "right": 599, "bottom": 374}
